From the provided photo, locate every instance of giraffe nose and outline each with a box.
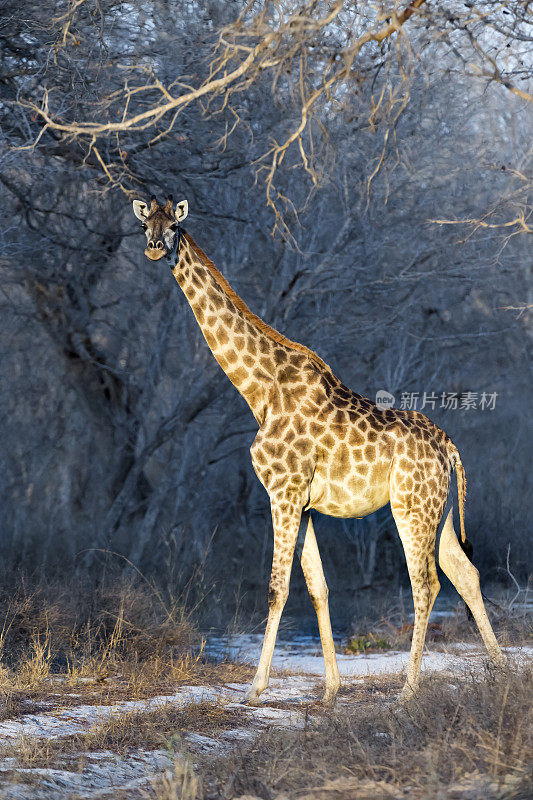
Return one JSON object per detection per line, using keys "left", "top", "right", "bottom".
{"left": 145, "top": 239, "right": 166, "bottom": 260}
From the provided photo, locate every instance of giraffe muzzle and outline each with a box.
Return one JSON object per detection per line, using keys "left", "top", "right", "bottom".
{"left": 145, "top": 240, "right": 166, "bottom": 261}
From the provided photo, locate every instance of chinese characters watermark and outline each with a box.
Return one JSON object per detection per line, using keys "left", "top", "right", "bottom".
{"left": 375, "top": 390, "right": 498, "bottom": 411}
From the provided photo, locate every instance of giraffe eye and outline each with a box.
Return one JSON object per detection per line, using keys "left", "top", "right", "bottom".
{"left": 141, "top": 223, "right": 147, "bottom": 230}
{"left": 169, "top": 223, "right": 178, "bottom": 231}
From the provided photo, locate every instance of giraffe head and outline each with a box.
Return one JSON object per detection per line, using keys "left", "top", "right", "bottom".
{"left": 132, "top": 195, "right": 188, "bottom": 261}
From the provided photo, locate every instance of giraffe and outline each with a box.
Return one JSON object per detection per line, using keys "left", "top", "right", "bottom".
{"left": 132, "top": 195, "right": 503, "bottom": 703}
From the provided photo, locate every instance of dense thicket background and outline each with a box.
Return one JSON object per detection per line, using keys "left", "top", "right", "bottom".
{"left": 0, "top": 1, "right": 531, "bottom": 623}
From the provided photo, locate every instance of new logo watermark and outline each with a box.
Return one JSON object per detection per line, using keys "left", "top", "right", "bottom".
{"left": 375, "top": 390, "right": 395, "bottom": 409}
{"left": 375, "top": 390, "right": 498, "bottom": 411}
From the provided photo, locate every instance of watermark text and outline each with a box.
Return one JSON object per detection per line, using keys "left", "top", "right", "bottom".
{"left": 375, "top": 390, "right": 498, "bottom": 411}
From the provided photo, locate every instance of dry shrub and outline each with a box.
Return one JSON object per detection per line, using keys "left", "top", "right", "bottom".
{"left": 155, "top": 758, "right": 201, "bottom": 800}
{"left": 0, "top": 689, "right": 34, "bottom": 722}
{"left": 346, "top": 587, "right": 532, "bottom": 654}
{"left": 0, "top": 576, "right": 198, "bottom": 695}
{"left": 77, "top": 700, "right": 242, "bottom": 753}
{"left": 199, "top": 662, "right": 532, "bottom": 800}
{"left": 437, "top": 599, "right": 533, "bottom": 649}
{"left": 0, "top": 578, "right": 195, "bottom": 658}
{"left": 0, "top": 575, "right": 256, "bottom": 730}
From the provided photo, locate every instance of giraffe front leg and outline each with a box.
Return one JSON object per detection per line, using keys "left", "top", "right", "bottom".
{"left": 245, "top": 493, "right": 304, "bottom": 705}
{"left": 300, "top": 514, "right": 340, "bottom": 704}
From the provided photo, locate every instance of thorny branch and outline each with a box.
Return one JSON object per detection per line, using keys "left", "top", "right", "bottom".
{"left": 15, "top": 1, "right": 532, "bottom": 233}
{"left": 430, "top": 161, "right": 533, "bottom": 243}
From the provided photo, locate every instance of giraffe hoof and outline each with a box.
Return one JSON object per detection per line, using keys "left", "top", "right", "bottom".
{"left": 398, "top": 685, "right": 416, "bottom": 704}
{"left": 244, "top": 689, "right": 263, "bottom": 706}
{"left": 319, "top": 691, "right": 337, "bottom": 706}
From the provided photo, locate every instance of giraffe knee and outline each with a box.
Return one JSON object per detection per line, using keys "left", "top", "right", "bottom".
{"left": 441, "top": 548, "right": 481, "bottom": 603}
{"left": 268, "top": 582, "right": 289, "bottom": 609}
{"left": 428, "top": 565, "right": 440, "bottom": 602}
{"left": 459, "top": 562, "right": 481, "bottom": 604}
{"left": 309, "top": 580, "right": 328, "bottom": 610}
{"left": 413, "top": 573, "right": 439, "bottom": 612}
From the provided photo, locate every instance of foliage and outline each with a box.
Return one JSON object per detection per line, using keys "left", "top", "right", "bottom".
{"left": 344, "top": 633, "right": 391, "bottom": 654}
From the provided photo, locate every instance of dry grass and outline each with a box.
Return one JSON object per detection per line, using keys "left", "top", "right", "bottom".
{"left": 179, "top": 662, "right": 532, "bottom": 800}
{"left": 1, "top": 578, "right": 531, "bottom": 800}
{"left": 0, "top": 577, "right": 254, "bottom": 720}
{"left": 0, "top": 576, "right": 197, "bottom": 664}
{"left": 80, "top": 700, "right": 243, "bottom": 753}
{"left": 155, "top": 758, "right": 202, "bottom": 800}
{"left": 343, "top": 588, "right": 533, "bottom": 654}
{"left": 6, "top": 699, "right": 245, "bottom": 772}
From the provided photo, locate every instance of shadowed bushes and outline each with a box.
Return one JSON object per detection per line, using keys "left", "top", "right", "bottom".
{"left": 0, "top": 576, "right": 200, "bottom": 706}
{"left": 0, "top": 577, "right": 197, "bottom": 666}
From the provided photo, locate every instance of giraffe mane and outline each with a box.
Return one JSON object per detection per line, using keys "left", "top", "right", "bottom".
{"left": 184, "top": 233, "right": 334, "bottom": 376}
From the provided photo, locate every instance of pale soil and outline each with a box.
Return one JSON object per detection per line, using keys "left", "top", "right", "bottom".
{"left": 0, "top": 636, "right": 531, "bottom": 800}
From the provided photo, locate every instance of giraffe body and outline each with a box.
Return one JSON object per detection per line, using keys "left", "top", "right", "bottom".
{"left": 133, "top": 197, "right": 503, "bottom": 704}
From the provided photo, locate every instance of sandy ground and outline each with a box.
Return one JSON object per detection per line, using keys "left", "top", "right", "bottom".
{"left": 0, "top": 636, "right": 531, "bottom": 799}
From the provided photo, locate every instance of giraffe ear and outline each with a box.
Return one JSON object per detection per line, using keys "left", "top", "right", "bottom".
{"left": 175, "top": 199, "right": 188, "bottom": 222}
{"left": 132, "top": 200, "right": 149, "bottom": 221}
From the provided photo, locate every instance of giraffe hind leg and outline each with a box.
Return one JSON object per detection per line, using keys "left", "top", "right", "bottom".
{"left": 391, "top": 507, "right": 441, "bottom": 702}
{"left": 438, "top": 509, "right": 503, "bottom": 665}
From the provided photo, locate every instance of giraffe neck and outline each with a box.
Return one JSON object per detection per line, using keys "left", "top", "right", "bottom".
{"left": 170, "top": 233, "right": 333, "bottom": 425}
{"left": 171, "top": 234, "right": 276, "bottom": 423}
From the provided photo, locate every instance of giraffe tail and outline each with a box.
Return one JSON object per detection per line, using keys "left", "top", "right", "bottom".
{"left": 446, "top": 441, "right": 468, "bottom": 544}
{"left": 447, "top": 440, "right": 470, "bottom": 550}
{"left": 447, "top": 440, "right": 474, "bottom": 621}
